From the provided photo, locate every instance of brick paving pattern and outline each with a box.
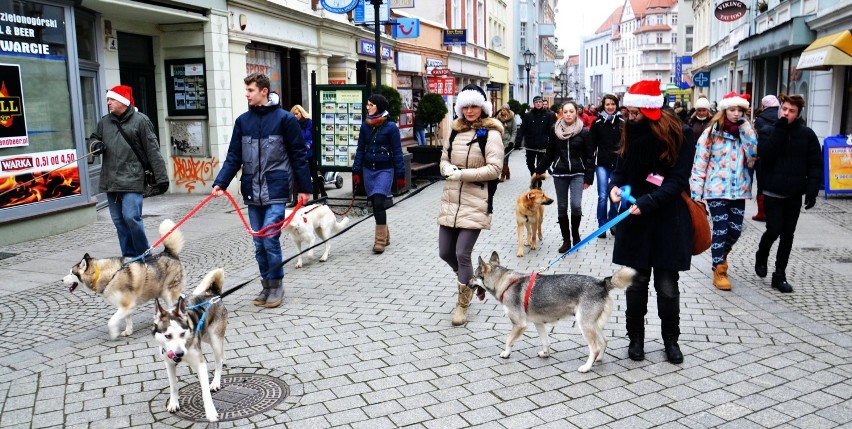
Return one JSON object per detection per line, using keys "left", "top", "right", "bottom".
{"left": 0, "top": 153, "right": 850, "bottom": 428}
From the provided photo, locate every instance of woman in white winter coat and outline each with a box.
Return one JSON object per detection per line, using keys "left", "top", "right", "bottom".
{"left": 438, "top": 84, "right": 504, "bottom": 326}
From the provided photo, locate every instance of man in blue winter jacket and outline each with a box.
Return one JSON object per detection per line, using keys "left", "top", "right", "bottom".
{"left": 212, "top": 73, "right": 313, "bottom": 308}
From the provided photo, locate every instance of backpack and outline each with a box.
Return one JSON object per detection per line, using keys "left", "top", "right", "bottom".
{"left": 447, "top": 129, "right": 499, "bottom": 214}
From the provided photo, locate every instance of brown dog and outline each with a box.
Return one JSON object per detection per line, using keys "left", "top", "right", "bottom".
{"left": 516, "top": 188, "right": 554, "bottom": 257}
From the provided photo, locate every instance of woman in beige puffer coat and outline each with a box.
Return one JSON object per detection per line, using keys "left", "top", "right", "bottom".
{"left": 438, "top": 84, "right": 504, "bottom": 326}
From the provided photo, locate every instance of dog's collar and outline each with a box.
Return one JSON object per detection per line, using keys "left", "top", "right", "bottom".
{"left": 91, "top": 265, "right": 101, "bottom": 292}
{"left": 497, "top": 277, "right": 524, "bottom": 303}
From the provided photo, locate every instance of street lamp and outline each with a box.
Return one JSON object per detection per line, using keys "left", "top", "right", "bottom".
{"left": 558, "top": 70, "right": 567, "bottom": 105}
{"left": 523, "top": 49, "right": 535, "bottom": 105}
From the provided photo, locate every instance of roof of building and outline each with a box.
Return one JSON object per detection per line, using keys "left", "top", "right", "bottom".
{"left": 567, "top": 55, "right": 580, "bottom": 65}
{"left": 628, "top": 0, "right": 676, "bottom": 19}
{"left": 596, "top": 6, "right": 624, "bottom": 34}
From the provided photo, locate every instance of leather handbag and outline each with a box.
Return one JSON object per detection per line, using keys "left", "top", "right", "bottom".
{"left": 680, "top": 191, "right": 711, "bottom": 255}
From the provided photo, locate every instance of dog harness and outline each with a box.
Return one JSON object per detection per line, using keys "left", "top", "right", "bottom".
{"left": 91, "top": 265, "right": 101, "bottom": 291}
{"left": 497, "top": 272, "right": 538, "bottom": 313}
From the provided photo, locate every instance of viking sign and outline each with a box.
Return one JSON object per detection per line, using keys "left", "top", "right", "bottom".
{"left": 715, "top": 0, "right": 747, "bottom": 22}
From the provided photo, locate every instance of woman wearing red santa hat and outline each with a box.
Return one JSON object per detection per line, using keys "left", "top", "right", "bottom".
{"left": 609, "top": 80, "right": 695, "bottom": 364}
{"left": 91, "top": 84, "right": 169, "bottom": 258}
{"left": 689, "top": 92, "right": 758, "bottom": 291}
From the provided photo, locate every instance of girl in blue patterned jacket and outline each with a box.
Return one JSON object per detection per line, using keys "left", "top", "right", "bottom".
{"left": 689, "top": 92, "right": 758, "bottom": 291}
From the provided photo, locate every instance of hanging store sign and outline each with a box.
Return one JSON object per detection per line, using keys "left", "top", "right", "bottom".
{"left": 714, "top": 1, "right": 747, "bottom": 22}
{"left": 427, "top": 77, "right": 454, "bottom": 95}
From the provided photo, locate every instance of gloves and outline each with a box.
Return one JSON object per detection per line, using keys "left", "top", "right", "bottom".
{"left": 446, "top": 170, "right": 462, "bottom": 181}
{"left": 352, "top": 173, "right": 361, "bottom": 187}
{"left": 804, "top": 194, "right": 816, "bottom": 210}
{"left": 89, "top": 140, "right": 105, "bottom": 155}
{"left": 775, "top": 117, "right": 789, "bottom": 127}
{"left": 396, "top": 177, "right": 406, "bottom": 190}
{"left": 157, "top": 182, "right": 170, "bottom": 194}
{"left": 442, "top": 164, "right": 459, "bottom": 177}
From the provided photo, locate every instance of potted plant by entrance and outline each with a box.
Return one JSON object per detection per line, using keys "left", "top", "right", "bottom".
{"left": 408, "top": 92, "right": 448, "bottom": 179}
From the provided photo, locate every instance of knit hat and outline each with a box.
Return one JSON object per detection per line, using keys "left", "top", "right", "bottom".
{"left": 717, "top": 92, "right": 751, "bottom": 111}
{"left": 694, "top": 96, "right": 711, "bottom": 110}
{"left": 761, "top": 95, "right": 780, "bottom": 109}
{"left": 106, "top": 85, "right": 134, "bottom": 107}
{"left": 367, "top": 94, "right": 389, "bottom": 115}
{"left": 622, "top": 80, "right": 664, "bottom": 121}
{"left": 455, "top": 84, "right": 491, "bottom": 118}
{"left": 532, "top": 95, "right": 544, "bottom": 103}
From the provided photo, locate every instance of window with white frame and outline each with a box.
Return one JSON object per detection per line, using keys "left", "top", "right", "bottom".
{"left": 657, "top": 33, "right": 663, "bottom": 44}
{"left": 453, "top": 0, "right": 461, "bottom": 27}
{"left": 477, "top": 0, "right": 484, "bottom": 45}
{"left": 672, "top": 14, "right": 677, "bottom": 25}
{"left": 672, "top": 33, "right": 677, "bottom": 45}
{"left": 466, "top": 0, "right": 473, "bottom": 42}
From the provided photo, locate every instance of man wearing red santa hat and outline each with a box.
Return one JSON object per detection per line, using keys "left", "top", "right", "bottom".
{"left": 90, "top": 84, "right": 169, "bottom": 258}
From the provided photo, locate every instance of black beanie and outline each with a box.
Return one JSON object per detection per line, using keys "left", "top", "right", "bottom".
{"left": 368, "top": 94, "right": 389, "bottom": 115}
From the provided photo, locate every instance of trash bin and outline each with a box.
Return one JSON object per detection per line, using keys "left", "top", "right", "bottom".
{"left": 392, "top": 152, "right": 413, "bottom": 195}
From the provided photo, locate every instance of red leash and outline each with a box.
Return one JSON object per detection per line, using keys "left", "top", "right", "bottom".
{"left": 149, "top": 191, "right": 304, "bottom": 250}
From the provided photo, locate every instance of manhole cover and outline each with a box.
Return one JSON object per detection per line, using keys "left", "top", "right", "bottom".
{"left": 0, "top": 252, "right": 17, "bottom": 261}
{"left": 174, "top": 373, "right": 289, "bottom": 422}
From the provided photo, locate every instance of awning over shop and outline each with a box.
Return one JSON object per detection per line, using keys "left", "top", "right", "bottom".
{"left": 797, "top": 30, "right": 852, "bottom": 71}
{"left": 737, "top": 17, "right": 814, "bottom": 61}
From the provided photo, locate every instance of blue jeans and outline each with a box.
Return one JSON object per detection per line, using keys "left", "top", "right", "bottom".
{"left": 596, "top": 166, "right": 619, "bottom": 227}
{"left": 107, "top": 192, "right": 149, "bottom": 258}
{"left": 414, "top": 128, "right": 427, "bottom": 145}
{"left": 248, "top": 204, "right": 286, "bottom": 280}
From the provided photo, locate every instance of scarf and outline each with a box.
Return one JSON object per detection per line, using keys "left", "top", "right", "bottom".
{"left": 722, "top": 118, "right": 740, "bottom": 137}
{"left": 366, "top": 111, "right": 388, "bottom": 128}
{"left": 600, "top": 111, "right": 616, "bottom": 123}
{"left": 554, "top": 118, "right": 584, "bottom": 140}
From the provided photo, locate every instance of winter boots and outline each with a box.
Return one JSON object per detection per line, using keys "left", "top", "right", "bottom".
{"left": 752, "top": 194, "right": 766, "bottom": 221}
{"left": 557, "top": 216, "right": 571, "bottom": 253}
{"left": 452, "top": 281, "right": 474, "bottom": 326}
{"left": 625, "top": 286, "right": 648, "bottom": 361}
{"left": 264, "top": 279, "right": 284, "bottom": 308}
{"left": 570, "top": 213, "right": 582, "bottom": 246}
{"left": 253, "top": 279, "right": 270, "bottom": 306}
{"left": 658, "top": 296, "right": 684, "bottom": 364}
{"left": 373, "top": 224, "right": 389, "bottom": 254}
{"left": 754, "top": 250, "right": 768, "bottom": 278}
{"left": 771, "top": 272, "right": 794, "bottom": 293}
{"left": 713, "top": 251, "right": 732, "bottom": 290}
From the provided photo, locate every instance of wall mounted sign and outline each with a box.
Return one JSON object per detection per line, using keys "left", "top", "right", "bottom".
{"left": 714, "top": 1, "right": 747, "bottom": 22}
{"left": 443, "top": 29, "right": 467, "bottom": 46}
{"left": 0, "top": 64, "right": 28, "bottom": 148}
{"left": 320, "top": 0, "right": 359, "bottom": 13}
{"left": 693, "top": 71, "right": 711, "bottom": 87}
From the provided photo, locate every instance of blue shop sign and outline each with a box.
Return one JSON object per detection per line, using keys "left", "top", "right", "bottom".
{"left": 443, "top": 29, "right": 467, "bottom": 46}
{"left": 693, "top": 71, "right": 710, "bottom": 88}
{"left": 359, "top": 39, "right": 392, "bottom": 59}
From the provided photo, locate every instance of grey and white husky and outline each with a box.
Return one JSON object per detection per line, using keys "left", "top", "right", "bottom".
{"left": 468, "top": 251, "right": 635, "bottom": 372}
{"left": 153, "top": 268, "right": 228, "bottom": 423}
{"left": 63, "top": 219, "right": 185, "bottom": 339}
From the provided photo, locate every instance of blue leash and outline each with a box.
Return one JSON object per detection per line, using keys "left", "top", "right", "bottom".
{"left": 539, "top": 185, "right": 638, "bottom": 273}
{"left": 186, "top": 296, "right": 221, "bottom": 335}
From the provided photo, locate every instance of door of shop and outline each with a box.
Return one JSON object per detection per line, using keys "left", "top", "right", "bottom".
{"left": 117, "top": 32, "right": 159, "bottom": 140}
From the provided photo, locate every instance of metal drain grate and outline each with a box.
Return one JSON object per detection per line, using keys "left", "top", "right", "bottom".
{"left": 0, "top": 252, "right": 18, "bottom": 261}
{"left": 174, "top": 373, "right": 289, "bottom": 422}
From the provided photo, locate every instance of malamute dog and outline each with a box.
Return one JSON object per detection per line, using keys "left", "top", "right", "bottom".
{"left": 468, "top": 251, "right": 635, "bottom": 372}
{"left": 63, "top": 219, "right": 185, "bottom": 339}
{"left": 285, "top": 204, "right": 350, "bottom": 268}
{"left": 153, "top": 268, "right": 228, "bottom": 423}
{"left": 516, "top": 188, "right": 554, "bottom": 257}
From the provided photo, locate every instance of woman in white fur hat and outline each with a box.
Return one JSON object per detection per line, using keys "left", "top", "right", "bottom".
{"left": 689, "top": 91, "right": 758, "bottom": 291}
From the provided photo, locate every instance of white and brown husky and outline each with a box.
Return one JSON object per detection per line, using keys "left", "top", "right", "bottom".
{"left": 63, "top": 219, "right": 185, "bottom": 339}
{"left": 153, "top": 268, "right": 228, "bottom": 423}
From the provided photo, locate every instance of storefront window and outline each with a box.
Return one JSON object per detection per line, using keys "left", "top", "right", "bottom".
{"left": 246, "top": 45, "right": 283, "bottom": 95}
{"left": 842, "top": 67, "right": 852, "bottom": 135}
{"left": 0, "top": 1, "right": 78, "bottom": 210}
{"left": 779, "top": 51, "right": 810, "bottom": 98}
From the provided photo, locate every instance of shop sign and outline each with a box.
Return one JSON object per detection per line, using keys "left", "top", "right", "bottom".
{"left": 443, "top": 29, "right": 466, "bottom": 46}
{"left": 359, "top": 39, "right": 391, "bottom": 59}
{"left": 430, "top": 68, "right": 452, "bottom": 76}
{"left": 427, "top": 77, "right": 454, "bottom": 96}
{"left": 390, "top": 0, "right": 415, "bottom": 7}
{"left": 486, "top": 83, "right": 503, "bottom": 91}
{"left": 824, "top": 135, "right": 852, "bottom": 195}
{"left": 0, "top": 64, "right": 27, "bottom": 147}
{"left": 396, "top": 51, "right": 422, "bottom": 73}
{"left": 393, "top": 18, "right": 420, "bottom": 39}
{"left": 714, "top": 1, "right": 747, "bottom": 22}
{"left": 0, "top": 149, "right": 80, "bottom": 209}
{"left": 354, "top": 0, "right": 390, "bottom": 24}
{"left": 693, "top": 71, "right": 711, "bottom": 87}
{"left": 397, "top": 75, "right": 412, "bottom": 87}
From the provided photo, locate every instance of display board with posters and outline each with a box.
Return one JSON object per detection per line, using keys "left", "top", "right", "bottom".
{"left": 164, "top": 59, "right": 208, "bottom": 116}
{"left": 312, "top": 85, "right": 367, "bottom": 171}
{"left": 824, "top": 134, "right": 852, "bottom": 196}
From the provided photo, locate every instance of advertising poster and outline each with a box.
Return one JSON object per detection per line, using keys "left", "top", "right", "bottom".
{"left": 319, "top": 89, "right": 364, "bottom": 168}
{"left": 0, "top": 64, "right": 28, "bottom": 148}
{"left": 825, "top": 136, "right": 852, "bottom": 194}
{"left": 0, "top": 149, "right": 80, "bottom": 209}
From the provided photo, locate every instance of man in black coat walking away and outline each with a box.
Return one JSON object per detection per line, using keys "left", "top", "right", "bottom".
{"left": 754, "top": 94, "right": 822, "bottom": 293}
{"left": 516, "top": 95, "right": 555, "bottom": 177}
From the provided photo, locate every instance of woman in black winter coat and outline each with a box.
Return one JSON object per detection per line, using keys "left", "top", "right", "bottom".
{"left": 589, "top": 94, "right": 624, "bottom": 238}
{"left": 534, "top": 101, "right": 595, "bottom": 252}
{"left": 609, "top": 81, "right": 695, "bottom": 364}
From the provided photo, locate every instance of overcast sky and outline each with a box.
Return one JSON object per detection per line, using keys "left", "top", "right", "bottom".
{"left": 555, "top": 0, "right": 625, "bottom": 57}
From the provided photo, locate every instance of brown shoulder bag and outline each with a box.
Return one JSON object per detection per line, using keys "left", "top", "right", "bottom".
{"left": 680, "top": 191, "right": 711, "bottom": 255}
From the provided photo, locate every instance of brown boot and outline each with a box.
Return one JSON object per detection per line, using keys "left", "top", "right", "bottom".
{"left": 385, "top": 226, "right": 390, "bottom": 247}
{"left": 452, "top": 282, "right": 473, "bottom": 326}
{"left": 557, "top": 216, "right": 571, "bottom": 253}
{"left": 713, "top": 266, "right": 732, "bottom": 291}
{"left": 373, "top": 224, "right": 388, "bottom": 253}
{"left": 717, "top": 251, "right": 729, "bottom": 273}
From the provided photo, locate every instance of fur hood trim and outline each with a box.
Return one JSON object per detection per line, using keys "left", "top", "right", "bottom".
{"left": 451, "top": 117, "right": 504, "bottom": 134}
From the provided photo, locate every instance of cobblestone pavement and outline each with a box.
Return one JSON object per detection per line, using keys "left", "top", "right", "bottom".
{"left": 0, "top": 153, "right": 851, "bottom": 428}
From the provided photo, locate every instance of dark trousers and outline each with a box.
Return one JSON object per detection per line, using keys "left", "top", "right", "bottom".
{"left": 525, "top": 149, "right": 547, "bottom": 176}
{"left": 757, "top": 195, "right": 802, "bottom": 273}
{"left": 625, "top": 268, "right": 680, "bottom": 340}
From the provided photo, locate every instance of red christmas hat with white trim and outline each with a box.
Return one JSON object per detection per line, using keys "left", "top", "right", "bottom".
{"left": 106, "top": 85, "right": 135, "bottom": 108}
{"left": 717, "top": 91, "right": 751, "bottom": 111}
{"left": 622, "top": 80, "right": 663, "bottom": 121}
